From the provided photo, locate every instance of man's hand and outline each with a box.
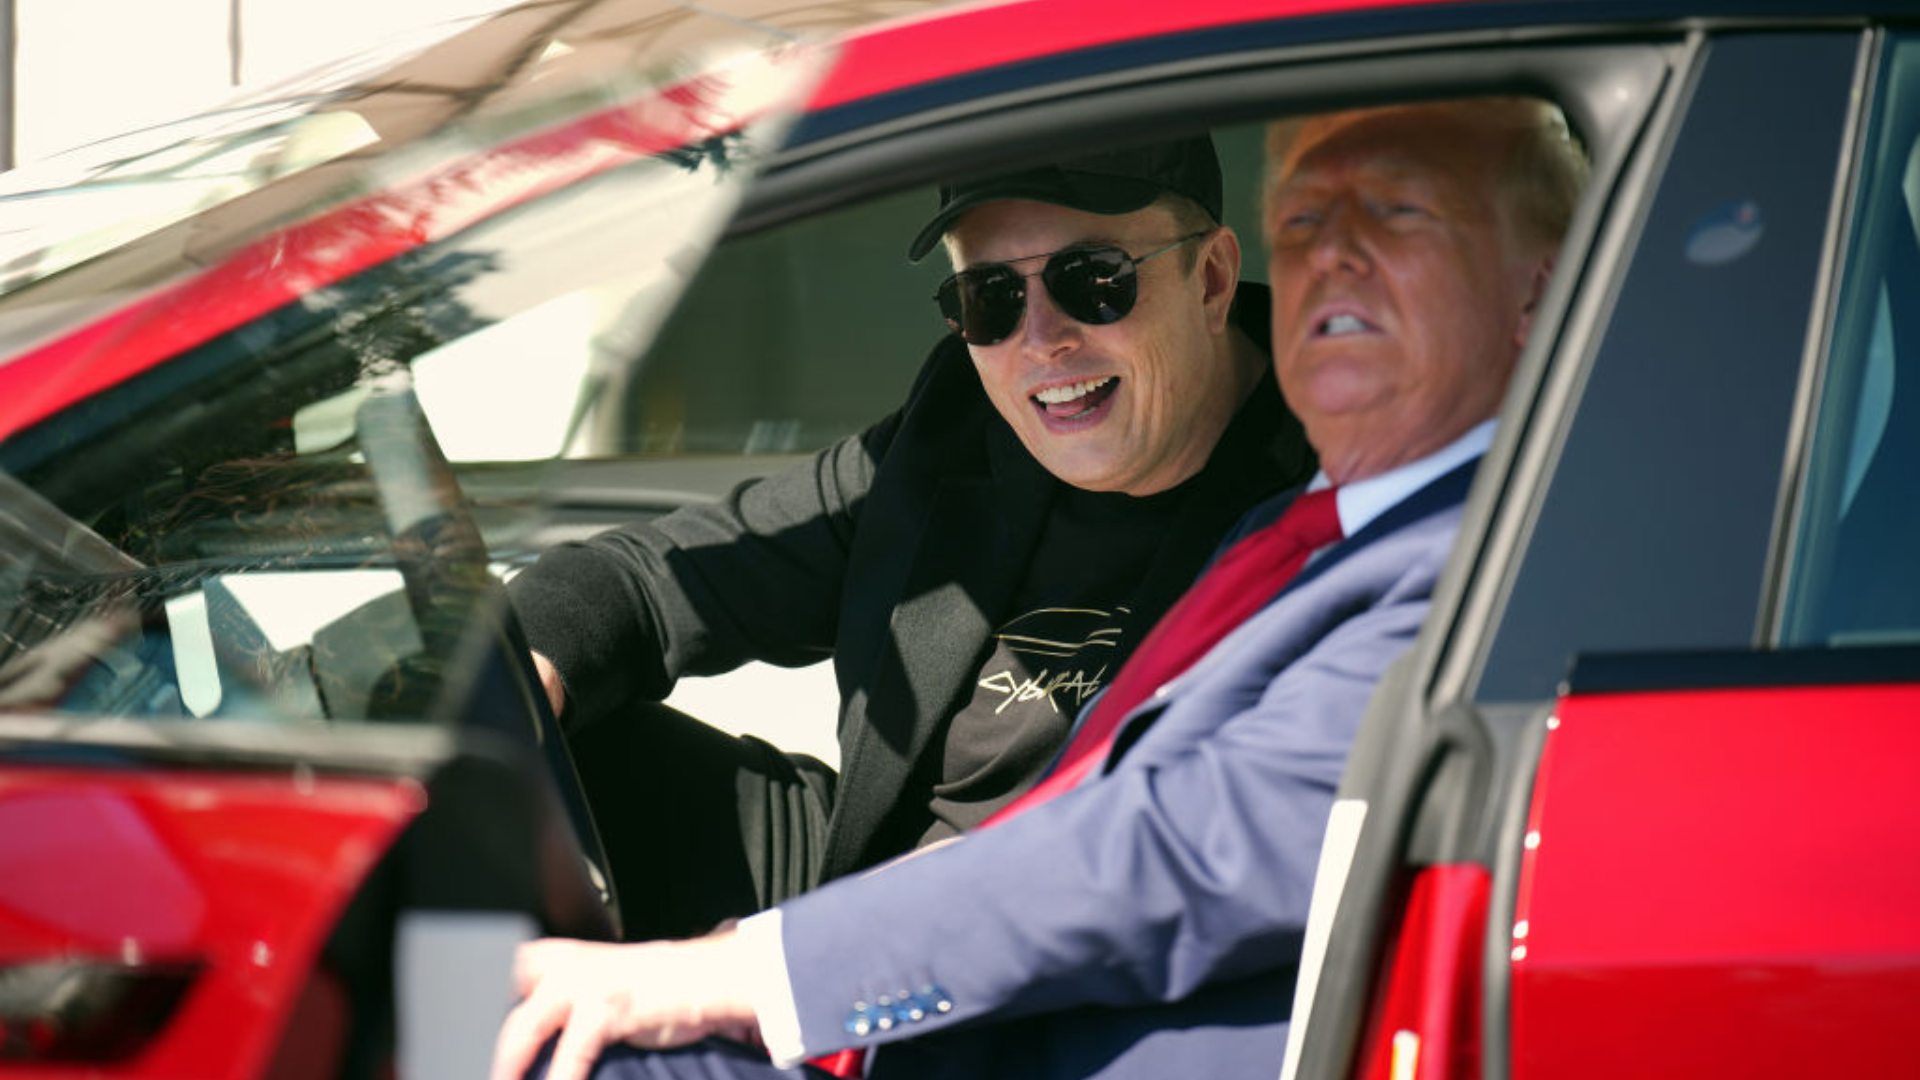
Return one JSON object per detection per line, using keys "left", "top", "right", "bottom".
{"left": 489, "top": 931, "right": 759, "bottom": 1080}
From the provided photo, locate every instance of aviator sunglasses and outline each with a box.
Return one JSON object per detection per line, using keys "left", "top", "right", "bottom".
{"left": 934, "top": 230, "right": 1212, "bottom": 346}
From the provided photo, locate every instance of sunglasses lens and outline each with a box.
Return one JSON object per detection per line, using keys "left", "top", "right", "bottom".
{"left": 1044, "top": 248, "right": 1136, "bottom": 326}
{"left": 938, "top": 267, "right": 1025, "bottom": 345}
{"left": 934, "top": 245, "right": 1147, "bottom": 345}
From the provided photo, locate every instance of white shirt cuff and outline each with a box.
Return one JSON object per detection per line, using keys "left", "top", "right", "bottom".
{"left": 735, "top": 908, "right": 808, "bottom": 1068}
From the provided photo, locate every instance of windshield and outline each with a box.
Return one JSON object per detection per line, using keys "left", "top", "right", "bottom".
{"left": 0, "top": 80, "right": 392, "bottom": 297}
{"left": 0, "top": 4, "right": 825, "bottom": 728}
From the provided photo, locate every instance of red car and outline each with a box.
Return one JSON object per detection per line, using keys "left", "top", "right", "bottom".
{"left": 2, "top": 1, "right": 1916, "bottom": 1078}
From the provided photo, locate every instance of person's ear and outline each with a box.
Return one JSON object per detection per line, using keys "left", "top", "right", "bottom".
{"left": 1200, "top": 226, "right": 1241, "bottom": 335}
{"left": 1514, "top": 255, "right": 1555, "bottom": 350}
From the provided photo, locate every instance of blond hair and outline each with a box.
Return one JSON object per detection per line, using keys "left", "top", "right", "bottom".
{"left": 1265, "top": 97, "right": 1590, "bottom": 249}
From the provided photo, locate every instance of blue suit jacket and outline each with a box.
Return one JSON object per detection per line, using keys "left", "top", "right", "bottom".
{"left": 773, "top": 461, "right": 1478, "bottom": 1080}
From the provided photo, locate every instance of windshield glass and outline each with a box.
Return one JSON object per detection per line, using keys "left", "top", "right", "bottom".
{"left": 0, "top": 104, "right": 394, "bottom": 295}
{"left": 0, "top": 5, "right": 824, "bottom": 729}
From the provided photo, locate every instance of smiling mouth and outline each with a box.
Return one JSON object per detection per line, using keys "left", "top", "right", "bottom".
{"left": 1317, "top": 313, "right": 1378, "bottom": 337}
{"left": 1032, "top": 376, "right": 1118, "bottom": 420}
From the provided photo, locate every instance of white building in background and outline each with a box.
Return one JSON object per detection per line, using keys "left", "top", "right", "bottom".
{"left": 0, "top": 0, "right": 516, "bottom": 170}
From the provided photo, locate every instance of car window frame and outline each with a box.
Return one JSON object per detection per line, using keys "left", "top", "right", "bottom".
{"left": 1461, "top": 31, "right": 1869, "bottom": 705}
{"left": 1346, "top": 28, "right": 1870, "bottom": 1080}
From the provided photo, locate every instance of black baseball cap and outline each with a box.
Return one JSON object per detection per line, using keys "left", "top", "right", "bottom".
{"left": 906, "top": 134, "right": 1224, "bottom": 261}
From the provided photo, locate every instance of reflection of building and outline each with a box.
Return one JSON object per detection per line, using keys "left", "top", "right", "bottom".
{"left": 0, "top": 0, "right": 946, "bottom": 172}
{"left": 0, "top": 0, "right": 519, "bottom": 171}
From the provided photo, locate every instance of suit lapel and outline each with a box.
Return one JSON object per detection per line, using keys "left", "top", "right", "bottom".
{"left": 1100, "top": 456, "right": 1480, "bottom": 771}
{"left": 824, "top": 422, "right": 1054, "bottom": 876}
{"left": 888, "top": 422, "right": 1055, "bottom": 760}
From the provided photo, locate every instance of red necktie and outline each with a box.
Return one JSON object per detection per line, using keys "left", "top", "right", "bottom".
{"left": 984, "top": 486, "right": 1343, "bottom": 826}
{"left": 807, "top": 489, "right": 1342, "bottom": 1079}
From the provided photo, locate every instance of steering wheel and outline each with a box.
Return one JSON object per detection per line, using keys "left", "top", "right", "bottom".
{"left": 355, "top": 384, "right": 622, "bottom": 940}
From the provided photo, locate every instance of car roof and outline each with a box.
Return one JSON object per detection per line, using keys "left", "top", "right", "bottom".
{"left": 799, "top": 0, "right": 1908, "bottom": 135}
{"left": 809, "top": 0, "right": 1465, "bottom": 110}
{"left": 0, "top": 0, "right": 1905, "bottom": 445}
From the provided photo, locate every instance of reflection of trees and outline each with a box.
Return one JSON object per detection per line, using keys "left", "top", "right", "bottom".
{"left": 84, "top": 247, "right": 501, "bottom": 566}
{"left": 4, "top": 241, "right": 501, "bottom": 714}
{"left": 24, "top": 243, "right": 502, "bottom": 560}
{"left": 326, "top": 248, "right": 500, "bottom": 380}
{"left": 654, "top": 129, "right": 750, "bottom": 177}
{"left": 4, "top": 241, "right": 509, "bottom": 722}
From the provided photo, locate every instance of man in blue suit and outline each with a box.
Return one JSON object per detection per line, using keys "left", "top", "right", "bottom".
{"left": 490, "top": 96, "right": 1589, "bottom": 1080}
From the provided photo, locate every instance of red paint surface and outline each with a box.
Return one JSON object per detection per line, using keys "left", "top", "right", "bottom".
{"left": 1355, "top": 864, "right": 1489, "bottom": 1080}
{"left": 0, "top": 765, "right": 424, "bottom": 1079}
{"left": 810, "top": 0, "right": 1469, "bottom": 109}
{"left": 1510, "top": 683, "right": 1920, "bottom": 1080}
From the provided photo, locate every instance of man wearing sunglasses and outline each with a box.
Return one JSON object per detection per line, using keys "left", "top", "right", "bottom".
{"left": 493, "top": 98, "right": 1586, "bottom": 1080}
{"left": 508, "top": 134, "right": 1311, "bottom": 938}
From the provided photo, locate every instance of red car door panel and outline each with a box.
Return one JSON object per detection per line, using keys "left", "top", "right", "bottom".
{"left": 1510, "top": 680, "right": 1920, "bottom": 1079}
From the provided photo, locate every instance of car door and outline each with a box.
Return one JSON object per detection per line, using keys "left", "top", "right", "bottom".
{"left": 1286, "top": 23, "right": 1920, "bottom": 1080}
{"left": 0, "top": 21, "right": 827, "bottom": 1074}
